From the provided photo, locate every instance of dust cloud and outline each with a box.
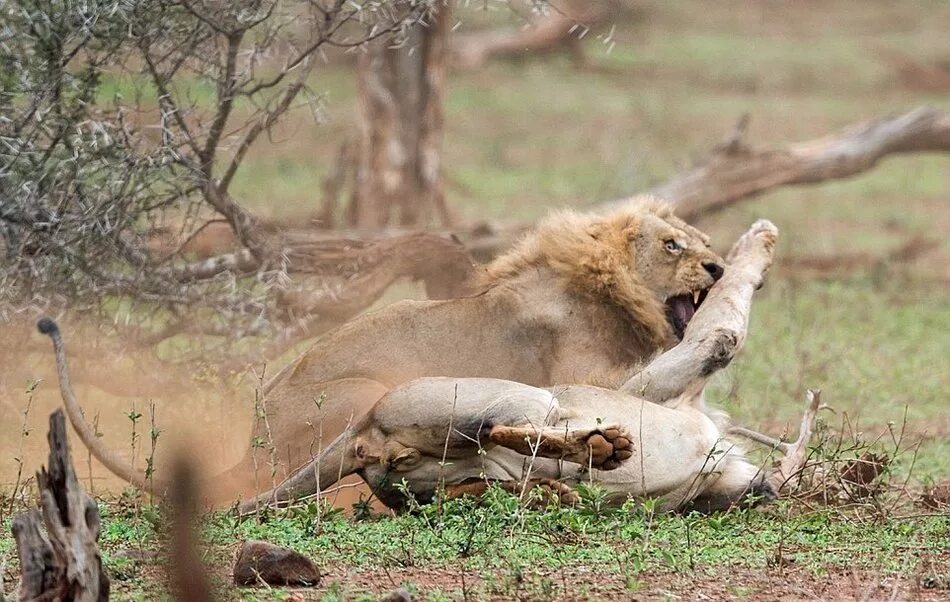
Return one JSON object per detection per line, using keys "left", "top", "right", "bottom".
{"left": 0, "top": 317, "right": 255, "bottom": 497}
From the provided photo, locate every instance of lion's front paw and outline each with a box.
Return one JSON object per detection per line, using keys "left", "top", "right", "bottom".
{"left": 586, "top": 427, "right": 634, "bottom": 471}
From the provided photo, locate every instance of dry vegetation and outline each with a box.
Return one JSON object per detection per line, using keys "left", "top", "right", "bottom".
{"left": 1, "top": 0, "right": 948, "bottom": 600}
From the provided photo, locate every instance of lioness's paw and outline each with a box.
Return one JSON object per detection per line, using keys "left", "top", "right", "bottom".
{"left": 726, "top": 219, "right": 778, "bottom": 265}
{"left": 530, "top": 479, "right": 580, "bottom": 507}
{"left": 586, "top": 427, "right": 634, "bottom": 470}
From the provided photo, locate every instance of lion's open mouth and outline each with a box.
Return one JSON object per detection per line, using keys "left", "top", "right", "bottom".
{"left": 666, "top": 288, "right": 710, "bottom": 340}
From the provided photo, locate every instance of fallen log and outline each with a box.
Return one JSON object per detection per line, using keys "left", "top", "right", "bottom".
{"left": 11, "top": 409, "right": 109, "bottom": 601}
{"left": 138, "top": 232, "right": 474, "bottom": 345}
{"left": 600, "top": 106, "right": 950, "bottom": 219}
{"left": 258, "top": 106, "right": 950, "bottom": 261}
{"left": 147, "top": 107, "right": 949, "bottom": 264}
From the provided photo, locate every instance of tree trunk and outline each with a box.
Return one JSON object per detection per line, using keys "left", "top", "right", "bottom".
{"left": 347, "top": 1, "right": 452, "bottom": 229}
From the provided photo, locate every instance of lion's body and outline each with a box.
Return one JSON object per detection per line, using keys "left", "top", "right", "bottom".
{"left": 43, "top": 197, "right": 728, "bottom": 502}
{"left": 230, "top": 199, "right": 725, "bottom": 497}
{"left": 258, "top": 269, "right": 657, "bottom": 476}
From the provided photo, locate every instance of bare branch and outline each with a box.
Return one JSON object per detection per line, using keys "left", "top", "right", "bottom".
{"left": 601, "top": 106, "right": 950, "bottom": 218}
{"left": 201, "top": 30, "right": 245, "bottom": 173}
{"left": 219, "top": 80, "right": 307, "bottom": 191}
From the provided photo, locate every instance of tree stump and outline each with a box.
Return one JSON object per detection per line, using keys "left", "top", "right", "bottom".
{"left": 11, "top": 409, "right": 109, "bottom": 601}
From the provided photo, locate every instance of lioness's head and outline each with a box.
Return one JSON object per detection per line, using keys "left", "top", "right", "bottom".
{"left": 481, "top": 196, "right": 725, "bottom": 346}
{"left": 630, "top": 209, "right": 725, "bottom": 339}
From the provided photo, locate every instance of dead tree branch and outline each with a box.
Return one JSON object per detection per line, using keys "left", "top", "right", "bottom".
{"left": 273, "top": 106, "right": 949, "bottom": 264}
{"left": 600, "top": 106, "right": 950, "bottom": 219}
{"left": 451, "top": 0, "right": 616, "bottom": 69}
{"left": 143, "top": 233, "right": 474, "bottom": 364}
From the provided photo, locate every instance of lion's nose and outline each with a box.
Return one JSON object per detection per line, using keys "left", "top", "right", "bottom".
{"left": 703, "top": 262, "right": 725, "bottom": 281}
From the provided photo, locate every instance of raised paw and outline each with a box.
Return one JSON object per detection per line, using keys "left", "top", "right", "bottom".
{"left": 725, "top": 219, "right": 778, "bottom": 277}
{"left": 586, "top": 427, "right": 634, "bottom": 470}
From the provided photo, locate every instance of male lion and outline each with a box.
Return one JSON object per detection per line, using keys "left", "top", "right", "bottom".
{"left": 243, "top": 219, "right": 815, "bottom": 514}
{"left": 42, "top": 197, "right": 727, "bottom": 501}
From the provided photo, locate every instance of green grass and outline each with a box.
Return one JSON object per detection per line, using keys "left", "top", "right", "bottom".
{"left": 3, "top": 488, "right": 946, "bottom": 600}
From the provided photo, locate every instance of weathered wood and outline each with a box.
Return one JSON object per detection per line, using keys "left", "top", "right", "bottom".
{"left": 621, "top": 219, "right": 777, "bottom": 404}
{"left": 347, "top": 1, "right": 453, "bottom": 229}
{"left": 279, "top": 106, "right": 950, "bottom": 261}
{"left": 601, "top": 106, "right": 950, "bottom": 219}
{"left": 140, "top": 232, "right": 474, "bottom": 365}
{"left": 11, "top": 511, "right": 60, "bottom": 601}
{"left": 451, "top": 0, "right": 615, "bottom": 69}
{"left": 12, "top": 409, "right": 109, "bottom": 602}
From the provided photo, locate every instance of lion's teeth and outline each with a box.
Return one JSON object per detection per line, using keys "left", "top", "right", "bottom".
{"left": 693, "top": 290, "right": 700, "bottom": 305}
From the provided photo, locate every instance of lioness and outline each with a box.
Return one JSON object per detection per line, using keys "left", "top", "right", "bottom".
{"left": 247, "top": 377, "right": 819, "bottom": 513}
{"left": 44, "top": 197, "right": 727, "bottom": 500}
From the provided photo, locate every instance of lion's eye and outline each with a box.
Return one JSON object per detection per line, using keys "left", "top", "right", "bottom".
{"left": 664, "top": 240, "right": 681, "bottom": 252}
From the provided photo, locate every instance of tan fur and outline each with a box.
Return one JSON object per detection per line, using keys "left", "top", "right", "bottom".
{"left": 43, "top": 197, "right": 725, "bottom": 503}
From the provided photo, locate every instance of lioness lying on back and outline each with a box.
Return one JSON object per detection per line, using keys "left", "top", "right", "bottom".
{"left": 249, "top": 377, "right": 818, "bottom": 513}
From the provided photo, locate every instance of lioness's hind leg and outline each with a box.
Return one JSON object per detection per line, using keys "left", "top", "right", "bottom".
{"left": 488, "top": 424, "right": 634, "bottom": 470}
{"left": 371, "top": 378, "right": 563, "bottom": 456}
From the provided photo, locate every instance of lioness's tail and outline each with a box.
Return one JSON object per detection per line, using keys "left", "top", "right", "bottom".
{"left": 37, "top": 318, "right": 164, "bottom": 496}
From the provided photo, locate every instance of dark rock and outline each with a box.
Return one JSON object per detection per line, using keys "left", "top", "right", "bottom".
{"left": 839, "top": 452, "right": 889, "bottom": 497}
{"left": 232, "top": 540, "right": 320, "bottom": 587}
{"left": 918, "top": 480, "right": 950, "bottom": 510}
